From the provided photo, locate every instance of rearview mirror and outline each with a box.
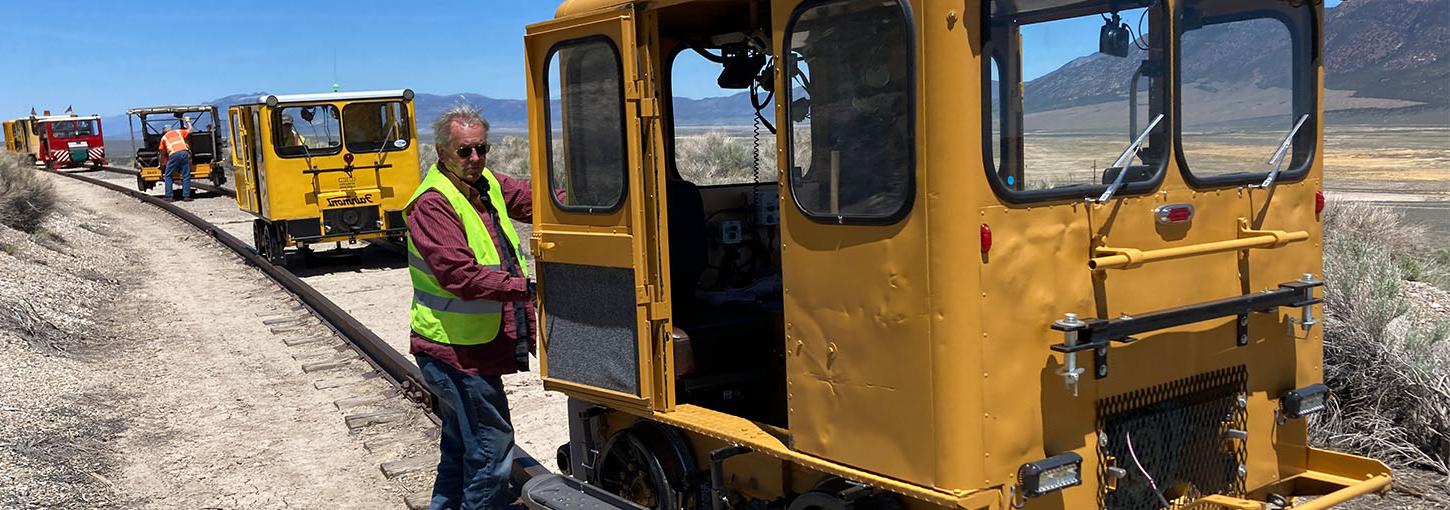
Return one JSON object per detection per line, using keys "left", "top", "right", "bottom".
{"left": 300, "top": 107, "right": 315, "bottom": 123}
{"left": 1099, "top": 13, "right": 1131, "bottom": 58}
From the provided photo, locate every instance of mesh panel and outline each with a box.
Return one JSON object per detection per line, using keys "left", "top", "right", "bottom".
{"left": 540, "top": 262, "right": 640, "bottom": 396}
{"left": 1097, "top": 366, "right": 1248, "bottom": 510}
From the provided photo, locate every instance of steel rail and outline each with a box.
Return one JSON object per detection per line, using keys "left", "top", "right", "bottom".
{"left": 100, "top": 164, "right": 235, "bottom": 198}
{"left": 66, "top": 166, "right": 554, "bottom": 484}
{"left": 53, "top": 168, "right": 438, "bottom": 418}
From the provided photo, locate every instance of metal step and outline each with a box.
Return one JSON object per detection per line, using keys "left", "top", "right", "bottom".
{"left": 521, "top": 474, "right": 646, "bottom": 510}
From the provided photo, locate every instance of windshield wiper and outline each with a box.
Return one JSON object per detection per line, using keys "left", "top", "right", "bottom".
{"left": 1095, "top": 113, "right": 1164, "bottom": 203}
{"left": 1257, "top": 114, "right": 1310, "bottom": 190}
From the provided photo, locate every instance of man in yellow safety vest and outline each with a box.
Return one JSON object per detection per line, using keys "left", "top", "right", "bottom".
{"left": 158, "top": 118, "right": 192, "bottom": 201}
{"left": 404, "top": 104, "right": 536, "bottom": 509}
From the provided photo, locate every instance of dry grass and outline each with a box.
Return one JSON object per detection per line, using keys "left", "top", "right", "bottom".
{"left": 0, "top": 152, "right": 56, "bottom": 233}
{"left": 1316, "top": 201, "right": 1450, "bottom": 492}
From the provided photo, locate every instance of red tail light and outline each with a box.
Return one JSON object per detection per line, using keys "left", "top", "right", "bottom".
{"left": 343, "top": 153, "right": 355, "bottom": 165}
{"left": 1154, "top": 204, "right": 1195, "bottom": 224}
{"left": 980, "top": 224, "right": 993, "bottom": 254}
{"left": 1315, "top": 191, "right": 1325, "bottom": 215}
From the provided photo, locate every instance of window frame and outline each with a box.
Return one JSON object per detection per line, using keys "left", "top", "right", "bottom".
{"left": 783, "top": 0, "right": 918, "bottom": 226}
{"left": 341, "top": 100, "right": 413, "bottom": 154}
{"left": 271, "top": 104, "right": 343, "bottom": 159}
{"left": 542, "top": 35, "right": 631, "bottom": 215}
{"left": 979, "top": 1, "right": 1172, "bottom": 204}
{"left": 1173, "top": 0, "right": 1319, "bottom": 188}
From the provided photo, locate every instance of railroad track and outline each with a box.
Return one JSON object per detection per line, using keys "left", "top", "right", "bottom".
{"left": 47, "top": 165, "right": 552, "bottom": 506}
{"left": 65, "top": 165, "right": 435, "bottom": 413}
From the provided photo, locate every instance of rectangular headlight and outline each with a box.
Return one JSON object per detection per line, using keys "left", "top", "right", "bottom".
{"left": 1281, "top": 383, "right": 1330, "bottom": 419}
{"left": 1019, "top": 452, "right": 1083, "bottom": 498}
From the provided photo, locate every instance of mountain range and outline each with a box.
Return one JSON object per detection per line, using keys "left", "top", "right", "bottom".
{"left": 100, "top": 0, "right": 1445, "bottom": 139}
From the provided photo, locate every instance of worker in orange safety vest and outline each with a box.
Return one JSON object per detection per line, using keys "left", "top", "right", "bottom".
{"left": 158, "top": 118, "right": 192, "bottom": 202}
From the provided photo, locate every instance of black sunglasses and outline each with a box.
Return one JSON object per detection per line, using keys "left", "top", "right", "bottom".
{"left": 454, "top": 142, "right": 491, "bottom": 159}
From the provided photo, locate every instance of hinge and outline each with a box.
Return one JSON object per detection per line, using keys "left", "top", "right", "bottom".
{"left": 638, "top": 97, "right": 659, "bottom": 119}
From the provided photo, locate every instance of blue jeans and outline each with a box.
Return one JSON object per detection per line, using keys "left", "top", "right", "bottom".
{"left": 417, "top": 354, "right": 515, "bottom": 510}
{"left": 163, "top": 150, "right": 192, "bottom": 198}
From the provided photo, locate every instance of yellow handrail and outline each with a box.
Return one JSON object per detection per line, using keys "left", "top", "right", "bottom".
{"left": 1089, "top": 218, "right": 1309, "bottom": 270}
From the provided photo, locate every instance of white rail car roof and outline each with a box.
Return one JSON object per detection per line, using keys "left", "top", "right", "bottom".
{"left": 127, "top": 105, "right": 217, "bottom": 115}
{"left": 246, "top": 89, "right": 415, "bottom": 107}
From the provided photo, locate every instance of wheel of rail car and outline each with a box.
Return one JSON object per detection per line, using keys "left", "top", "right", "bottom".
{"left": 265, "top": 224, "right": 288, "bottom": 267}
{"left": 250, "top": 218, "right": 268, "bottom": 259}
{"left": 211, "top": 168, "right": 226, "bottom": 186}
{"left": 136, "top": 175, "right": 147, "bottom": 192}
{"left": 788, "top": 478, "right": 903, "bottom": 510}
{"left": 593, "top": 422, "right": 698, "bottom": 509}
{"left": 555, "top": 443, "right": 571, "bottom": 476}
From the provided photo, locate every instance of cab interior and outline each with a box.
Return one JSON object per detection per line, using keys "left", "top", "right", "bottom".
{"left": 655, "top": 1, "right": 786, "bottom": 426}
{"left": 135, "top": 111, "right": 219, "bottom": 168}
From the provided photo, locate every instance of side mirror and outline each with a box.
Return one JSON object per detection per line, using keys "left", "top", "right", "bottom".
{"left": 1099, "top": 13, "right": 1131, "bottom": 58}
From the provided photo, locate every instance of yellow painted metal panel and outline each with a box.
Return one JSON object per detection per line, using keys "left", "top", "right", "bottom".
{"left": 776, "top": 0, "right": 936, "bottom": 484}
{"left": 976, "top": 202, "right": 1096, "bottom": 502}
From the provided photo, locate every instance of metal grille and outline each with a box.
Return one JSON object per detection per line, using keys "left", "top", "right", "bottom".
{"left": 1097, "top": 366, "right": 1247, "bottom": 510}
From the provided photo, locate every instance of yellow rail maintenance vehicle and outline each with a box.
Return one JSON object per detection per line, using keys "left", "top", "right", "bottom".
{"left": 521, "top": 0, "right": 1392, "bottom": 509}
{"left": 5, "top": 116, "right": 45, "bottom": 162}
{"left": 227, "top": 89, "right": 420, "bottom": 266}
{"left": 127, "top": 105, "right": 227, "bottom": 192}
{"left": 2, "top": 119, "right": 17, "bottom": 154}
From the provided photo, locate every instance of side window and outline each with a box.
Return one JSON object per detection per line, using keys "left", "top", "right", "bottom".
{"left": 343, "top": 102, "right": 411, "bottom": 153}
{"left": 786, "top": 0, "right": 914, "bottom": 223}
{"left": 545, "top": 38, "right": 627, "bottom": 212}
{"left": 274, "top": 105, "right": 341, "bottom": 157}
{"left": 1179, "top": 0, "right": 1313, "bottom": 184}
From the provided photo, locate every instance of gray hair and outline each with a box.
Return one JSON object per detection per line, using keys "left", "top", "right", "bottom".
{"left": 431, "top": 104, "right": 490, "bottom": 150}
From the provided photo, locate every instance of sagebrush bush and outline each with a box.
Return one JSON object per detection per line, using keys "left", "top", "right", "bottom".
{"left": 1317, "top": 200, "right": 1450, "bottom": 480}
{"left": 0, "top": 152, "right": 56, "bottom": 233}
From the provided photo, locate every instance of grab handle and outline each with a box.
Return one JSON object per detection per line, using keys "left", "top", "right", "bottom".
{"left": 1089, "top": 218, "right": 1308, "bottom": 270}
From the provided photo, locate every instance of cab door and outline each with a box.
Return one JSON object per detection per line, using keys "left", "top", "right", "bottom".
{"left": 229, "top": 107, "right": 258, "bottom": 213}
{"left": 526, "top": 7, "right": 667, "bottom": 412}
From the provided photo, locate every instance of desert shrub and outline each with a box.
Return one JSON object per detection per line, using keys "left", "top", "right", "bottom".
{"left": 676, "top": 131, "right": 754, "bottom": 185}
{"left": 1317, "top": 200, "right": 1450, "bottom": 479}
{"left": 0, "top": 152, "right": 57, "bottom": 233}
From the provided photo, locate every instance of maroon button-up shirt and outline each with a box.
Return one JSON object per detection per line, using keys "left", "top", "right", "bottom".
{"left": 407, "top": 167, "right": 536, "bottom": 376}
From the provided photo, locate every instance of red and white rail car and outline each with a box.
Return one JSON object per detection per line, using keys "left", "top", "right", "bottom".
{"left": 35, "top": 114, "right": 107, "bottom": 170}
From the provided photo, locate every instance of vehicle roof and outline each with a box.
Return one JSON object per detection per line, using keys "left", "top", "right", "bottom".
{"left": 127, "top": 105, "right": 216, "bottom": 115}
{"left": 34, "top": 115, "right": 101, "bottom": 123}
{"left": 245, "top": 89, "right": 415, "bottom": 106}
{"left": 554, "top": 0, "right": 631, "bottom": 17}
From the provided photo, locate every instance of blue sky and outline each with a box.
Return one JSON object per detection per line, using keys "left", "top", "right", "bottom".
{"left": 1, "top": 0, "right": 1340, "bottom": 118}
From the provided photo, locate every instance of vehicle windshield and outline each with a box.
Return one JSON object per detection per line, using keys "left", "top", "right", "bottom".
{"left": 1178, "top": 0, "right": 1316, "bottom": 185}
{"left": 985, "top": 0, "right": 1169, "bottom": 200}
{"left": 274, "top": 104, "right": 342, "bottom": 157}
{"left": 48, "top": 120, "right": 98, "bottom": 138}
{"left": 143, "top": 112, "right": 214, "bottom": 135}
{"left": 342, "top": 101, "right": 411, "bottom": 153}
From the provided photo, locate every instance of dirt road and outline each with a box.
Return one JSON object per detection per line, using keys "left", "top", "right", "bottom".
{"left": 1, "top": 172, "right": 567, "bottom": 508}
